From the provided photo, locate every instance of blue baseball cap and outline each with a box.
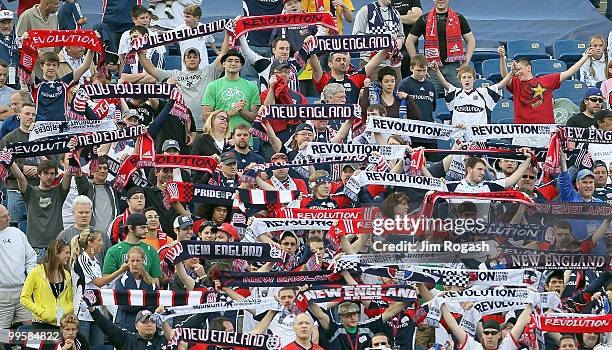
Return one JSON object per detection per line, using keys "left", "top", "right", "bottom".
{"left": 576, "top": 169, "right": 595, "bottom": 181}
{"left": 584, "top": 87, "right": 603, "bottom": 99}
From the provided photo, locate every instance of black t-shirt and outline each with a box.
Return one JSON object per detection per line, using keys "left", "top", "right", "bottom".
{"left": 153, "top": 102, "right": 196, "bottom": 155}
{"left": 392, "top": 0, "right": 422, "bottom": 40}
{"left": 243, "top": 0, "right": 284, "bottom": 47}
{"left": 127, "top": 100, "right": 155, "bottom": 126}
{"left": 565, "top": 112, "right": 596, "bottom": 128}
{"left": 410, "top": 11, "right": 471, "bottom": 62}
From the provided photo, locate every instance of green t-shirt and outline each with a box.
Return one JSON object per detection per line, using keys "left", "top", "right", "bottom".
{"left": 201, "top": 76, "right": 261, "bottom": 131}
{"left": 102, "top": 241, "right": 162, "bottom": 278}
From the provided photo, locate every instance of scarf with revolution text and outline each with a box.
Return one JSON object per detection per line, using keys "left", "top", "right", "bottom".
{"left": 295, "top": 284, "right": 418, "bottom": 312}
{"left": 464, "top": 124, "right": 555, "bottom": 141}
{"left": 169, "top": 328, "right": 281, "bottom": 350}
{"left": 250, "top": 104, "right": 361, "bottom": 141}
{"left": 344, "top": 171, "right": 447, "bottom": 201}
{"left": 419, "top": 190, "right": 534, "bottom": 218}
{"left": 561, "top": 126, "right": 612, "bottom": 144}
{"left": 277, "top": 206, "right": 379, "bottom": 220}
{"left": 20, "top": 30, "right": 104, "bottom": 73}
{"left": 245, "top": 218, "right": 336, "bottom": 241}
{"left": 159, "top": 297, "right": 282, "bottom": 322}
{"left": 154, "top": 154, "right": 218, "bottom": 172}
{"left": 106, "top": 156, "right": 151, "bottom": 187}
{"left": 410, "top": 266, "right": 542, "bottom": 288}
{"left": 162, "top": 240, "right": 286, "bottom": 265}
{"left": 366, "top": 116, "right": 463, "bottom": 140}
{"left": 82, "top": 288, "right": 220, "bottom": 307}
{"left": 229, "top": 13, "right": 338, "bottom": 47}
{"left": 468, "top": 223, "right": 556, "bottom": 244}
{"left": 424, "top": 8, "right": 464, "bottom": 65}
{"left": 29, "top": 120, "right": 117, "bottom": 141}
{"left": 305, "top": 142, "right": 406, "bottom": 161}
{"left": 532, "top": 313, "right": 612, "bottom": 333}
{"left": 130, "top": 19, "right": 228, "bottom": 52}
{"left": 165, "top": 182, "right": 234, "bottom": 206}
{"left": 502, "top": 251, "right": 611, "bottom": 270}
{"left": 293, "top": 34, "right": 393, "bottom": 67}
{"left": 424, "top": 289, "right": 556, "bottom": 327}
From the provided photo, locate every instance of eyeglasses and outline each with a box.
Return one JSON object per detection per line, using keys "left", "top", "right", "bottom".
{"left": 215, "top": 115, "right": 228, "bottom": 121}
{"left": 522, "top": 175, "right": 536, "bottom": 179}
{"left": 483, "top": 331, "right": 499, "bottom": 336}
{"left": 588, "top": 97, "right": 604, "bottom": 103}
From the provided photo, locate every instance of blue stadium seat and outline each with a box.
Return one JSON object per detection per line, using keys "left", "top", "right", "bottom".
{"left": 506, "top": 40, "right": 550, "bottom": 60}
{"left": 472, "top": 49, "right": 500, "bottom": 76}
{"left": 434, "top": 98, "right": 452, "bottom": 122}
{"left": 306, "top": 97, "right": 320, "bottom": 104}
{"left": 164, "top": 55, "right": 182, "bottom": 70}
{"left": 491, "top": 99, "right": 514, "bottom": 124}
{"left": 497, "top": 118, "right": 513, "bottom": 124}
{"left": 481, "top": 58, "right": 513, "bottom": 82}
{"left": 531, "top": 59, "right": 567, "bottom": 77}
{"left": 553, "top": 40, "right": 587, "bottom": 64}
{"left": 437, "top": 138, "right": 454, "bottom": 150}
{"left": 553, "top": 80, "right": 587, "bottom": 105}
{"left": 474, "top": 79, "right": 494, "bottom": 89}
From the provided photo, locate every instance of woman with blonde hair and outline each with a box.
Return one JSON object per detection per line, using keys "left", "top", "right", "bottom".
{"left": 190, "top": 110, "right": 231, "bottom": 157}
{"left": 113, "top": 246, "right": 157, "bottom": 332}
{"left": 70, "top": 229, "right": 128, "bottom": 346}
{"left": 20, "top": 240, "right": 73, "bottom": 330}
{"left": 580, "top": 34, "right": 608, "bottom": 87}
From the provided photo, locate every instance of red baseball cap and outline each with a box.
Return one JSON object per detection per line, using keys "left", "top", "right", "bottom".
{"left": 212, "top": 223, "right": 240, "bottom": 241}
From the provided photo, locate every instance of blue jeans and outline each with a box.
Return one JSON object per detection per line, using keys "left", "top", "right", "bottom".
{"left": 7, "top": 189, "right": 27, "bottom": 233}
{"left": 79, "top": 320, "right": 105, "bottom": 347}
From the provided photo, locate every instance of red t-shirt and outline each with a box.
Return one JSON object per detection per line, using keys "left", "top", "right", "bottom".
{"left": 508, "top": 73, "right": 560, "bottom": 124}
{"left": 282, "top": 342, "right": 324, "bottom": 350}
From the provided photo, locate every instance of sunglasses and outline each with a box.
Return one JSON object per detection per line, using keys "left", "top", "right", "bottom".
{"left": 588, "top": 97, "right": 604, "bottom": 103}
{"left": 522, "top": 175, "right": 536, "bottom": 179}
{"left": 483, "top": 331, "right": 499, "bottom": 336}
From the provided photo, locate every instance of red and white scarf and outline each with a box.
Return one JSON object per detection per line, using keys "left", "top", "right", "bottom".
{"left": 424, "top": 8, "right": 465, "bottom": 65}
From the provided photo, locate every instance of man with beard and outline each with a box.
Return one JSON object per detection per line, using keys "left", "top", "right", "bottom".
{"left": 566, "top": 88, "right": 604, "bottom": 128}
{"left": 496, "top": 159, "right": 518, "bottom": 180}
{"left": 229, "top": 124, "right": 265, "bottom": 171}
{"left": 0, "top": 10, "right": 18, "bottom": 70}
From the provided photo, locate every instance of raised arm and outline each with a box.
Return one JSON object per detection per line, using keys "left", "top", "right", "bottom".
{"left": 431, "top": 62, "right": 451, "bottom": 90}
{"left": 498, "top": 46, "right": 509, "bottom": 80}
{"left": 136, "top": 51, "right": 163, "bottom": 81}
{"left": 364, "top": 49, "right": 389, "bottom": 77}
{"left": 400, "top": 7, "right": 422, "bottom": 25}
{"left": 509, "top": 304, "right": 533, "bottom": 342}
{"left": 308, "top": 301, "right": 331, "bottom": 330}
{"left": 263, "top": 120, "right": 282, "bottom": 153}
{"left": 330, "top": 120, "right": 353, "bottom": 143}
{"left": 381, "top": 301, "right": 407, "bottom": 322}
{"left": 250, "top": 309, "right": 279, "bottom": 334}
{"left": 503, "top": 149, "right": 533, "bottom": 189}
{"left": 560, "top": 47, "right": 594, "bottom": 82}
{"left": 440, "top": 303, "right": 468, "bottom": 345}
{"left": 72, "top": 49, "right": 95, "bottom": 84}
{"left": 10, "top": 162, "right": 28, "bottom": 193}
{"left": 213, "top": 30, "right": 231, "bottom": 72}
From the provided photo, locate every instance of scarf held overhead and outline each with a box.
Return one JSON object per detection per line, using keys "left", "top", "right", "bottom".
{"left": 165, "top": 182, "right": 234, "bottom": 206}
{"left": 218, "top": 270, "right": 333, "bottom": 287}
{"left": 532, "top": 313, "right": 612, "bottom": 333}
{"left": 561, "top": 127, "right": 612, "bottom": 144}
{"left": 305, "top": 142, "right": 406, "bottom": 160}
{"left": 464, "top": 124, "right": 555, "bottom": 141}
{"left": 160, "top": 297, "right": 282, "bottom": 322}
{"left": 154, "top": 154, "right": 218, "bottom": 172}
{"left": 29, "top": 120, "right": 118, "bottom": 141}
{"left": 163, "top": 240, "right": 286, "bottom": 265}
{"left": 366, "top": 116, "right": 463, "bottom": 140}
{"left": 295, "top": 284, "right": 418, "bottom": 312}
{"left": 131, "top": 19, "right": 228, "bottom": 52}
{"left": 20, "top": 30, "right": 103, "bottom": 73}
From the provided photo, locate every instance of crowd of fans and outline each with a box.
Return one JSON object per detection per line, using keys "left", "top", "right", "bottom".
{"left": 0, "top": 0, "right": 611, "bottom": 349}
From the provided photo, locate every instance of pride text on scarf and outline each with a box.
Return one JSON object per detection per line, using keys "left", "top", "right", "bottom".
{"left": 163, "top": 240, "right": 285, "bottom": 265}
{"left": 131, "top": 19, "right": 228, "bottom": 52}
{"left": 170, "top": 328, "right": 281, "bottom": 350}
{"left": 165, "top": 182, "right": 234, "bottom": 206}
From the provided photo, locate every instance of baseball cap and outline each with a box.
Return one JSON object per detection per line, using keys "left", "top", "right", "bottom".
{"left": 594, "top": 109, "right": 612, "bottom": 123}
{"left": 135, "top": 310, "right": 155, "bottom": 324}
{"left": 271, "top": 61, "right": 291, "bottom": 73}
{"left": 295, "top": 123, "right": 314, "bottom": 134}
{"left": 593, "top": 160, "right": 608, "bottom": 170}
{"left": 280, "top": 231, "right": 298, "bottom": 241}
{"left": 0, "top": 10, "right": 13, "bottom": 20}
{"left": 162, "top": 139, "right": 181, "bottom": 152}
{"left": 482, "top": 319, "right": 501, "bottom": 332}
{"left": 342, "top": 163, "right": 358, "bottom": 171}
{"left": 184, "top": 47, "right": 200, "bottom": 57}
{"left": 576, "top": 168, "right": 595, "bottom": 181}
{"left": 220, "top": 151, "right": 238, "bottom": 165}
{"left": 338, "top": 302, "right": 360, "bottom": 316}
{"left": 126, "top": 213, "right": 148, "bottom": 227}
{"left": 220, "top": 49, "right": 245, "bottom": 65}
{"left": 212, "top": 223, "right": 240, "bottom": 241}
{"left": 173, "top": 215, "right": 194, "bottom": 229}
{"left": 584, "top": 87, "right": 603, "bottom": 99}
{"left": 271, "top": 152, "right": 288, "bottom": 163}
{"left": 126, "top": 186, "right": 145, "bottom": 199}
{"left": 123, "top": 109, "right": 142, "bottom": 121}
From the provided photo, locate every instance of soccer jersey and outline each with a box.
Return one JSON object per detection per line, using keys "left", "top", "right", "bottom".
{"left": 243, "top": 0, "right": 284, "bottom": 47}
{"left": 445, "top": 84, "right": 502, "bottom": 125}
{"left": 508, "top": 73, "right": 560, "bottom": 124}
{"left": 33, "top": 73, "right": 74, "bottom": 121}
{"left": 102, "top": 0, "right": 140, "bottom": 33}
{"left": 397, "top": 76, "right": 436, "bottom": 122}
{"left": 314, "top": 68, "right": 367, "bottom": 104}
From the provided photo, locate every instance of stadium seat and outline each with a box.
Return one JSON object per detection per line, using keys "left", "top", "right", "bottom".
{"left": 497, "top": 118, "right": 513, "bottom": 124}
{"left": 306, "top": 97, "right": 320, "bottom": 104}
{"left": 530, "top": 59, "right": 567, "bottom": 77}
{"left": 491, "top": 99, "right": 514, "bottom": 124}
{"left": 474, "top": 79, "right": 494, "bottom": 89}
{"left": 553, "top": 80, "right": 587, "bottom": 105}
{"left": 434, "top": 98, "right": 452, "bottom": 122}
{"left": 506, "top": 40, "right": 550, "bottom": 60}
{"left": 164, "top": 55, "right": 182, "bottom": 70}
{"left": 553, "top": 40, "right": 587, "bottom": 65}
{"left": 472, "top": 49, "right": 500, "bottom": 76}
{"left": 481, "top": 58, "right": 513, "bottom": 82}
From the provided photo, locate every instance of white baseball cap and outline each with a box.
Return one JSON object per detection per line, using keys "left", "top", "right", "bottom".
{"left": 0, "top": 10, "right": 13, "bottom": 20}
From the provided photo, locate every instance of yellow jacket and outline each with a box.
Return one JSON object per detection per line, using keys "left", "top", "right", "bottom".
{"left": 20, "top": 264, "right": 73, "bottom": 326}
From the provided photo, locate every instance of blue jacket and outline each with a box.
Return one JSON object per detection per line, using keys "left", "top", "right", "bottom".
{"left": 113, "top": 271, "right": 156, "bottom": 332}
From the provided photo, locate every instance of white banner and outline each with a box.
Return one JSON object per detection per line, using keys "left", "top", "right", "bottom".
{"left": 29, "top": 120, "right": 118, "bottom": 141}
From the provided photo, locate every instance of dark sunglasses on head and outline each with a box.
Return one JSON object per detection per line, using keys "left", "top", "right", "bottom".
{"left": 522, "top": 175, "right": 536, "bottom": 179}
{"left": 588, "top": 97, "right": 603, "bottom": 103}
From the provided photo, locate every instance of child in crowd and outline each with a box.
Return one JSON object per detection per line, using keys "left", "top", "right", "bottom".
{"left": 580, "top": 34, "right": 608, "bottom": 87}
